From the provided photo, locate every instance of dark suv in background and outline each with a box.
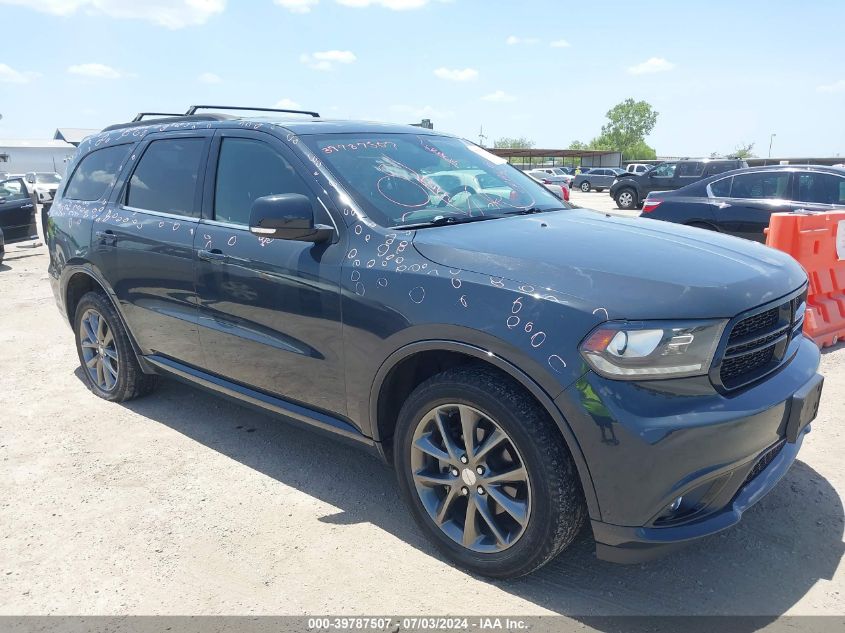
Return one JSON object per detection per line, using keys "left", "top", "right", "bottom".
{"left": 47, "top": 106, "right": 822, "bottom": 578}
{"left": 610, "top": 158, "right": 748, "bottom": 210}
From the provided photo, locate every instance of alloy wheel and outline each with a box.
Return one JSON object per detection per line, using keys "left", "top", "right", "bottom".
{"left": 79, "top": 308, "right": 119, "bottom": 392}
{"left": 410, "top": 404, "right": 531, "bottom": 553}
{"left": 580, "top": 182, "right": 590, "bottom": 192}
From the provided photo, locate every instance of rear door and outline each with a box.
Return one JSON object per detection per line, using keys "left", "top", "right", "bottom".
{"left": 193, "top": 129, "right": 347, "bottom": 416}
{"left": 92, "top": 132, "right": 211, "bottom": 366}
{"left": 712, "top": 170, "right": 792, "bottom": 242}
{"left": 0, "top": 178, "right": 36, "bottom": 242}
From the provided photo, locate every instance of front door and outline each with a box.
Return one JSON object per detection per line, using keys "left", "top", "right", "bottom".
{"left": 0, "top": 178, "right": 36, "bottom": 242}
{"left": 194, "top": 130, "right": 347, "bottom": 417}
{"left": 793, "top": 170, "right": 845, "bottom": 213}
{"left": 644, "top": 162, "right": 678, "bottom": 196}
{"left": 92, "top": 132, "right": 211, "bottom": 366}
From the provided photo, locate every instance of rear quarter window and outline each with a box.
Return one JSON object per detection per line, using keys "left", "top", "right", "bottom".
{"left": 64, "top": 144, "right": 133, "bottom": 201}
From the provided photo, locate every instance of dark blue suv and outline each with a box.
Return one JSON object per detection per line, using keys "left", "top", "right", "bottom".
{"left": 47, "top": 106, "right": 824, "bottom": 578}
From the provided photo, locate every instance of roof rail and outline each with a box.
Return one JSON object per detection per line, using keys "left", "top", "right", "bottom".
{"left": 185, "top": 104, "right": 320, "bottom": 118}
{"left": 101, "top": 114, "right": 233, "bottom": 133}
{"left": 132, "top": 112, "right": 183, "bottom": 122}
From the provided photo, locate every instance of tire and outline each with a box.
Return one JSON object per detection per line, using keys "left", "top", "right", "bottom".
{"left": 595, "top": 188, "right": 604, "bottom": 193}
{"left": 73, "top": 290, "right": 157, "bottom": 402}
{"left": 580, "top": 181, "right": 591, "bottom": 193}
{"left": 615, "top": 188, "right": 637, "bottom": 210}
{"left": 394, "top": 365, "right": 585, "bottom": 578}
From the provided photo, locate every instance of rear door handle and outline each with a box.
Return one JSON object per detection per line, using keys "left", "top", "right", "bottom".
{"left": 95, "top": 229, "right": 118, "bottom": 245}
{"left": 198, "top": 248, "right": 228, "bottom": 263}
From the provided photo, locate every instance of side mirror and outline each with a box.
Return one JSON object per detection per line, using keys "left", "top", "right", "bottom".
{"left": 248, "top": 194, "right": 334, "bottom": 243}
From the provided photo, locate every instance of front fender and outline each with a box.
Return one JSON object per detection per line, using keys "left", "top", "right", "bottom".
{"left": 367, "top": 335, "right": 600, "bottom": 520}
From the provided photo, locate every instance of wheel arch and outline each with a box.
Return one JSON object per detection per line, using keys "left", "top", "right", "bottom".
{"left": 61, "top": 266, "right": 151, "bottom": 371}
{"left": 369, "top": 340, "right": 599, "bottom": 518}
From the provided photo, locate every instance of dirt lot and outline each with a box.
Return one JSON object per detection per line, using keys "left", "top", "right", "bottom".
{"left": 1, "top": 243, "right": 844, "bottom": 619}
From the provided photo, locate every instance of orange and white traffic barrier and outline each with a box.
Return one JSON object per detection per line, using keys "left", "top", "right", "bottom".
{"left": 766, "top": 211, "right": 845, "bottom": 348}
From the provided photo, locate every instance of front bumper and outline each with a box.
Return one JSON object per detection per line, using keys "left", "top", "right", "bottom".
{"left": 592, "top": 424, "right": 808, "bottom": 563}
{"left": 555, "top": 335, "right": 822, "bottom": 563}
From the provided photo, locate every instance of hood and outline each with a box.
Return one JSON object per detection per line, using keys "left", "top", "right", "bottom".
{"left": 411, "top": 210, "right": 807, "bottom": 320}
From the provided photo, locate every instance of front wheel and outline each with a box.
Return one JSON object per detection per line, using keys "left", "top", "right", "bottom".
{"left": 580, "top": 181, "right": 591, "bottom": 192}
{"left": 394, "top": 365, "right": 585, "bottom": 578}
{"left": 615, "top": 188, "right": 637, "bottom": 210}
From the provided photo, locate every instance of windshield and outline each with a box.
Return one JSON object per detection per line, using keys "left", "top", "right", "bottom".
{"left": 302, "top": 134, "right": 570, "bottom": 227}
{"left": 36, "top": 173, "right": 61, "bottom": 184}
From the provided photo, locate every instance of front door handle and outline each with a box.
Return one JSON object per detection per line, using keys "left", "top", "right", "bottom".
{"left": 198, "top": 248, "right": 228, "bottom": 263}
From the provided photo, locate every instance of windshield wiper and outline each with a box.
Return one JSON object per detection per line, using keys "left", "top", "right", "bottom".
{"left": 501, "top": 207, "right": 568, "bottom": 215}
{"left": 391, "top": 215, "right": 501, "bottom": 230}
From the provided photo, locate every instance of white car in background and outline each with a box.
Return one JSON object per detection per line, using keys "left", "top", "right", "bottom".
{"left": 526, "top": 173, "right": 570, "bottom": 202}
{"left": 625, "top": 163, "right": 652, "bottom": 175}
{"left": 526, "top": 167, "right": 574, "bottom": 187}
{"left": 24, "top": 172, "right": 62, "bottom": 203}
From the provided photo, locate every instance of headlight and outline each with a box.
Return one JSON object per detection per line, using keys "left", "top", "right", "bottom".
{"left": 579, "top": 319, "right": 727, "bottom": 379}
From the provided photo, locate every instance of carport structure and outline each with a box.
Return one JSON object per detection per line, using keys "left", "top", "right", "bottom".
{"left": 490, "top": 148, "right": 622, "bottom": 169}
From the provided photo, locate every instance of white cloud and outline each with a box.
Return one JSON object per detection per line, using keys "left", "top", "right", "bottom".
{"left": 197, "top": 72, "right": 222, "bottom": 84}
{"left": 0, "top": 62, "right": 39, "bottom": 83}
{"left": 275, "top": 0, "right": 318, "bottom": 12}
{"left": 336, "top": 0, "right": 429, "bottom": 9}
{"left": 818, "top": 79, "right": 845, "bottom": 94}
{"left": 506, "top": 35, "right": 539, "bottom": 45}
{"left": 274, "top": 98, "right": 302, "bottom": 109}
{"left": 300, "top": 50, "right": 357, "bottom": 71}
{"left": 433, "top": 67, "right": 478, "bottom": 82}
{"left": 550, "top": 39, "right": 570, "bottom": 48}
{"left": 67, "top": 63, "right": 122, "bottom": 79}
{"left": 390, "top": 104, "right": 453, "bottom": 119}
{"left": 481, "top": 90, "right": 516, "bottom": 103}
{"left": 0, "top": 0, "right": 225, "bottom": 29}
{"left": 627, "top": 57, "right": 676, "bottom": 75}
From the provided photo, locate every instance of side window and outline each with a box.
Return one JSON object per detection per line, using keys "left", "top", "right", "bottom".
{"left": 651, "top": 163, "right": 677, "bottom": 178}
{"left": 709, "top": 177, "right": 732, "bottom": 197}
{"left": 704, "top": 162, "right": 733, "bottom": 177}
{"left": 0, "top": 178, "right": 29, "bottom": 201}
{"left": 214, "top": 137, "right": 314, "bottom": 226}
{"left": 676, "top": 162, "right": 704, "bottom": 178}
{"left": 796, "top": 172, "right": 845, "bottom": 205}
{"left": 730, "top": 172, "right": 790, "bottom": 200}
{"left": 64, "top": 144, "right": 132, "bottom": 201}
{"left": 126, "top": 138, "right": 206, "bottom": 217}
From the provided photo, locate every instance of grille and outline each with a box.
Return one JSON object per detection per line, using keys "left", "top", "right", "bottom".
{"left": 718, "top": 297, "right": 796, "bottom": 390}
{"left": 741, "top": 440, "right": 786, "bottom": 488}
{"left": 728, "top": 307, "right": 779, "bottom": 343}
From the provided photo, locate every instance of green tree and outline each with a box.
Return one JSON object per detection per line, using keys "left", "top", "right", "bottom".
{"left": 493, "top": 136, "right": 535, "bottom": 149}
{"left": 589, "top": 98, "right": 658, "bottom": 159}
{"left": 568, "top": 140, "right": 589, "bottom": 150}
{"left": 732, "top": 142, "right": 756, "bottom": 159}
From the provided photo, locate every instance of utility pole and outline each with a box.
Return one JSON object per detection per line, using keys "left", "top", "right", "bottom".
{"left": 768, "top": 133, "right": 776, "bottom": 159}
{"left": 478, "top": 125, "right": 488, "bottom": 147}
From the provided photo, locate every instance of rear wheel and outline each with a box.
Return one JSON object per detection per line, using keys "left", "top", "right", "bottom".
{"left": 580, "top": 181, "right": 591, "bottom": 192}
{"left": 394, "top": 365, "right": 585, "bottom": 578}
{"left": 615, "top": 188, "right": 637, "bottom": 210}
{"left": 73, "top": 291, "right": 157, "bottom": 402}
{"left": 595, "top": 187, "right": 604, "bottom": 193}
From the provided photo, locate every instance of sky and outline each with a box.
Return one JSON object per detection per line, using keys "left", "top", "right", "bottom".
{"left": 1, "top": 0, "right": 843, "bottom": 158}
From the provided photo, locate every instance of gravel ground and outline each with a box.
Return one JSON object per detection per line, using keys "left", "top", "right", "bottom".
{"left": 1, "top": 244, "right": 843, "bottom": 618}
